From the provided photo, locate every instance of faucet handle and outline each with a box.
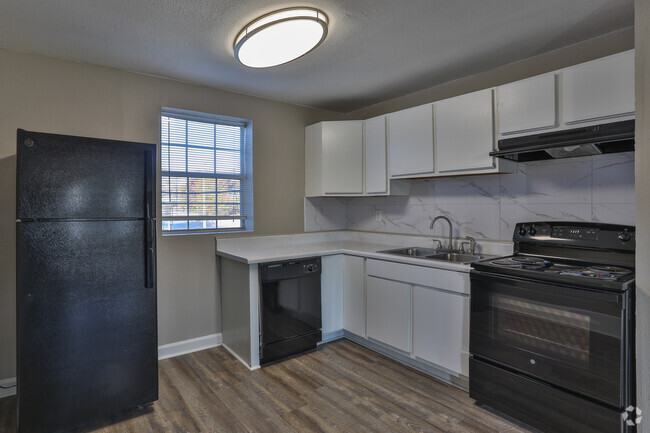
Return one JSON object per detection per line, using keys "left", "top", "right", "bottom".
{"left": 433, "top": 239, "right": 443, "bottom": 250}
{"left": 464, "top": 236, "right": 477, "bottom": 254}
{"left": 459, "top": 241, "right": 471, "bottom": 254}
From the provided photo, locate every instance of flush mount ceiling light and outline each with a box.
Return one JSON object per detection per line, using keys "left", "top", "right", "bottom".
{"left": 234, "top": 7, "right": 328, "bottom": 68}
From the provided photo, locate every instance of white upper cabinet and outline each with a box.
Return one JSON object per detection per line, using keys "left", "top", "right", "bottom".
{"left": 363, "top": 115, "right": 388, "bottom": 194}
{"left": 305, "top": 51, "right": 634, "bottom": 194}
{"left": 387, "top": 104, "right": 434, "bottom": 177}
{"left": 435, "top": 89, "right": 496, "bottom": 173}
{"left": 562, "top": 50, "right": 635, "bottom": 124}
{"left": 305, "top": 121, "right": 363, "bottom": 196}
{"left": 497, "top": 74, "right": 557, "bottom": 135}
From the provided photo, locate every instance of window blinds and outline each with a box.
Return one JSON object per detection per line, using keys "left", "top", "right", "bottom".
{"left": 161, "top": 113, "right": 248, "bottom": 232}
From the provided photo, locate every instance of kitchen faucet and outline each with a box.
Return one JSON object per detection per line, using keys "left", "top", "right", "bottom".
{"left": 430, "top": 215, "right": 454, "bottom": 251}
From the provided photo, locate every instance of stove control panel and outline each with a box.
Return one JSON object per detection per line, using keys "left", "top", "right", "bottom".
{"left": 513, "top": 222, "right": 635, "bottom": 253}
{"left": 517, "top": 223, "right": 550, "bottom": 237}
{"left": 551, "top": 226, "right": 599, "bottom": 240}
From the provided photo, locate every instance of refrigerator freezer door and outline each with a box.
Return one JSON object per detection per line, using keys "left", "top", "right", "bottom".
{"left": 17, "top": 129, "right": 156, "bottom": 220}
{"left": 17, "top": 220, "right": 158, "bottom": 433}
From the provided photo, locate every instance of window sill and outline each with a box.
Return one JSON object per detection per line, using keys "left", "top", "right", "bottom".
{"left": 161, "top": 228, "right": 254, "bottom": 237}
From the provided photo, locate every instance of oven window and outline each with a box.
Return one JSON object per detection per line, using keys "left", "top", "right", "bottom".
{"left": 493, "top": 295, "right": 591, "bottom": 363}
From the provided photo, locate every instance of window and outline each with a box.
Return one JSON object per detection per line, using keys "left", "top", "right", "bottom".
{"left": 160, "top": 108, "right": 253, "bottom": 234}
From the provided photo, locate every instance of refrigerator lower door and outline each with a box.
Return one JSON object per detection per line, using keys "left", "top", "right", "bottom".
{"left": 17, "top": 220, "right": 157, "bottom": 433}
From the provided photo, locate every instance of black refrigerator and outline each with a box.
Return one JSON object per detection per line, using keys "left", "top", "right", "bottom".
{"left": 16, "top": 129, "right": 158, "bottom": 433}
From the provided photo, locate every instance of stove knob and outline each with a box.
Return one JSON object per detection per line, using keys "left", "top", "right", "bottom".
{"left": 529, "top": 226, "right": 537, "bottom": 236}
{"left": 518, "top": 226, "right": 527, "bottom": 236}
{"left": 618, "top": 229, "right": 631, "bottom": 242}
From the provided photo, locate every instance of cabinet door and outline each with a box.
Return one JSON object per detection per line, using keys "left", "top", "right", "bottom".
{"left": 435, "top": 89, "right": 495, "bottom": 173}
{"left": 321, "top": 255, "right": 344, "bottom": 337}
{"left": 322, "top": 122, "right": 363, "bottom": 194}
{"left": 387, "top": 104, "right": 434, "bottom": 177}
{"left": 364, "top": 116, "right": 388, "bottom": 194}
{"left": 342, "top": 255, "right": 366, "bottom": 337}
{"left": 497, "top": 74, "right": 557, "bottom": 135}
{"left": 413, "top": 286, "right": 469, "bottom": 376}
{"left": 366, "top": 276, "right": 411, "bottom": 352}
{"left": 562, "top": 50, "right": 635, "bottom": 124}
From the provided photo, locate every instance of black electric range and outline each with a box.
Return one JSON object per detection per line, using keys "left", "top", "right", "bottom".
{"left": 469, "top": 221, "right": 636, "bottom": 433}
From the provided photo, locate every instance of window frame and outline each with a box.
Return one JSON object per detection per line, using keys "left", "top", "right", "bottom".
{"left": 160, "top": 107, "right": 254, "bottom": 235}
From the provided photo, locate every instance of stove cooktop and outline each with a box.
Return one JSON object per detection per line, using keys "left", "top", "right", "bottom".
{"left": 473, "top": 254, "right": 635, "bottom": 290}
{"left": 472, "top": 222, "right": 636, "bottom": 291}
{"left": 485, "top": 255, "right": 633, "bottom": 279}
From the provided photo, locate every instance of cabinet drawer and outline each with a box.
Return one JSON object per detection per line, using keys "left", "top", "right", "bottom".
{"left": 366, "top": 259, "right": 469, "bottom": 295}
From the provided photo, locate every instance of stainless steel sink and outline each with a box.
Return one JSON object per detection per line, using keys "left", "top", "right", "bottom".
{"left": 378, "top": 247, "right": 439, "bottom": 257}
{"left": 379, "top": 247, "right": 488, "bottom": 264}
{"left": 425, "top": 252, "right": 487, "bottom": 263}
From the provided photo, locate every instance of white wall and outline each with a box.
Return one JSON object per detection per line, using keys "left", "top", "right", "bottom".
{"left": 635, "top": 0, "right": 650, "bottom": 428}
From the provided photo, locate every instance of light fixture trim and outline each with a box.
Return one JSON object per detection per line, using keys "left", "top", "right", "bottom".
{"left": 234, "top": 7, "right": 329, "bottom": 68}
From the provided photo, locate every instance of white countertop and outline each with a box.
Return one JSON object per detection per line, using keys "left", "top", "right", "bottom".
{"left": 215, "top": 231, "right": 512, "bottom": 272}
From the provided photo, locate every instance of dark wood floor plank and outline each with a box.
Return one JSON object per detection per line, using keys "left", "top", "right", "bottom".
{"left": 0, "top": 339, "right": 534, "bottom": 433}
{"left": 332, "top": 340, "right": 520, "bottom": 433}
{"left": 185, "top": 351, "right": 287, "bottom": 433}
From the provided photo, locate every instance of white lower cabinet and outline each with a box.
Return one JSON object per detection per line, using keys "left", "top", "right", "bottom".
{"left": 321, "top": 255, "right": 344, "bottom": 338}
{"left": 413, "top": 286, "right": 469, "bottom": 376}
{"left": 323, "top": 255, "right": 470, "bottom": 382}
{"left": 364, "top": 258, "right": 470, "bottom": 378}
{"left": 366, "top": 276, "right": 411, "bottom": 353}
{"left": 342, "top": 255, "right": 366, "bottom": 337}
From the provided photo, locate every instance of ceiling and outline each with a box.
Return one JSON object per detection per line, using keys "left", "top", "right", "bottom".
{"left": 0, "top": 0, "right": 633, "bottom": 113}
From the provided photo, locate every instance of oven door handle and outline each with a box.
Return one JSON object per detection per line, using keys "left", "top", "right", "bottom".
{"left": 469, "top": 269, "right": 624, "bottom": 305}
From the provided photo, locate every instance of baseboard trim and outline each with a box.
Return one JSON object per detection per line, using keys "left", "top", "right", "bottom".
{"left": 1, "top": 335, "right": 223, "bottom": 399}
{"left": 319, "top": 330, "right": 345, "bottom": 344}
{"left": 222, "top": 343, "right": 260, "bottom": 371}
{"left": 158, "top": 333, "right": 222, "bottom": 360}
{"left": 0, "top": 377, "right": 16, "bottom": 398}
{"left": 343, "top": 331, "right": 469, "bottom": 391}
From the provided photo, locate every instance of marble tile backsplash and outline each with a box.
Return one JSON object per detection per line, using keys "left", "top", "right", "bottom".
{"left": 304, "top": 152, "right": 635, "bottom": 241}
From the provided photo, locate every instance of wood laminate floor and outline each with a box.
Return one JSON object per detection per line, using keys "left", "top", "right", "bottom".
{"left": 0, "top": 339, "right": 532, "bottom": 433}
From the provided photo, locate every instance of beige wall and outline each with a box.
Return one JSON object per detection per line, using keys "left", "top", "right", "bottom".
{"left": 0, "top": 47, "right": 342, "bottom": 379}
{"left": 635, "top": 0, "right": 650, "bottom": 428}
{"left": 348, "top": 28, "right": 634, "bottom": 119}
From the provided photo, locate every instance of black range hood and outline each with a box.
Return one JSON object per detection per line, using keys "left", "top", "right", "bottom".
{"left": 490, "top": 119, "right": 635, "bottom": 162}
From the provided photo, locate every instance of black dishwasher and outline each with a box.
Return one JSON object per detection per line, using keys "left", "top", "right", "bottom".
{"left": 260, "top": 257, "right": 322, "bottom": 365}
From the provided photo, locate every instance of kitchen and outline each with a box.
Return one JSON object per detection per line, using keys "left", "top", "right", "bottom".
{"left": 0, "top": 1, "right": 649, "bottom": 433}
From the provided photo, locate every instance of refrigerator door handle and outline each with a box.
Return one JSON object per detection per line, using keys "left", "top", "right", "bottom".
{"left": 145, "top": 149, "right": 155, "bottom": 219}
{"left": 145, "top": 220, "right": 155, "bottom": 289}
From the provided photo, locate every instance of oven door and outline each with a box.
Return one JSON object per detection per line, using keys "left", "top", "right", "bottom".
{"left": 470, "top": 270, "right": 627, "bottom": 407}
